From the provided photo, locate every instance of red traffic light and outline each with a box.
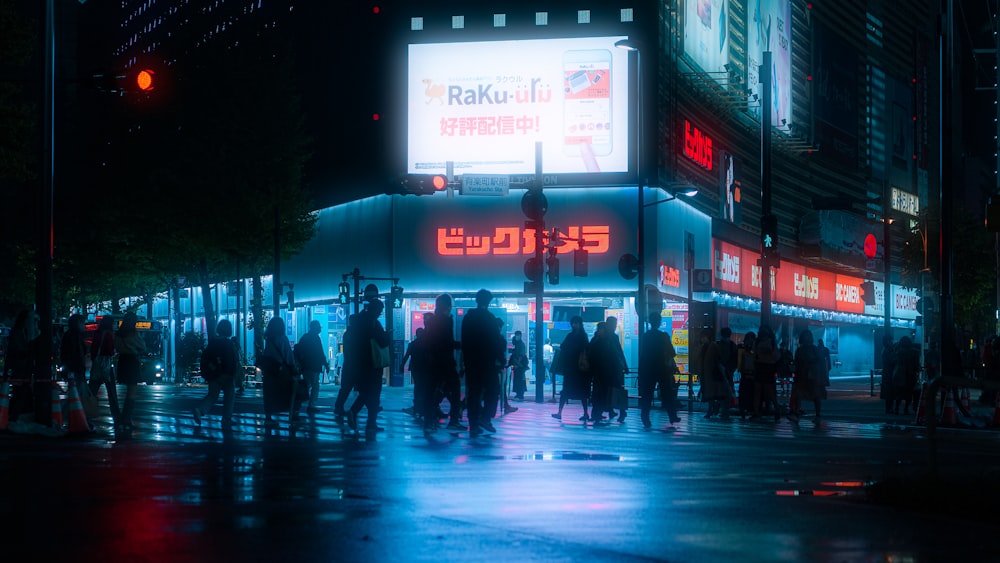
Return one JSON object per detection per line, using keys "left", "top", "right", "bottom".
{"left": 136, "top": 69, "right": 155, "bottom": 91}
{"left": 398, "top": 174, "right": 448, "bottom": 195}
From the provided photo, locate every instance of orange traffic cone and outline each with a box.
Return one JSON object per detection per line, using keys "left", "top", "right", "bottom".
{"left": 959, "top": 387, "right": 971, "bottom": 416}
{"left": 940, "top": 388, "right": 958, "bottom": 427}
{"left": 913, "top": 383, "right": 928, "bottom": 425}
{"left": 0, "top": 379, "right": 9, "bottom": 431}
{"left": 65, "top": 381, "right": 90, "bottom": 434}
{"left": 992, "top": 392, "right": 1000, "bottom": 427}
{"left": 50, "top": 382, "right": 64, "bottom": 428}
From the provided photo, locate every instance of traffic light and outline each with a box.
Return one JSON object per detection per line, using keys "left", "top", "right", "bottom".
{"left": 618, "top": 253, "right": 639, "bottom": 280}
{"left": 134, "top": 68, "right": 156, "bottom": 92}
{"left": 338, "top": 280, "right": 351, "bottom": 305}
{"left": 574, "top": 248, "right": 589, "bottom": 277}
{"left": 521, "top": 188, "right": 548, "bottom": 220}
{"left": 390, "top": 285, "right": 404, "bottom": 308}
{"left": 546, "top": 253, "right": 560, "bottom": 285}
{"left": 860, "top": 281, "right": 875, "bottom": 305}
{"left": 761, "top": 214, "right": 778, "bottom": 251}
{"left": 398, "top": 174, "right": 447, "bottom": 195}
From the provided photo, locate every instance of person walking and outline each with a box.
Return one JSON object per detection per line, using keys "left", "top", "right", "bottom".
{"left": 88, "top": 316, "right": 121, "bottom": 425}
{"left": 400, "top": 326, "right": 430, "bottom": 418}
{"left": 60, "top": 314, "right": 89, "bottom": 394}
{"left": 718, "top": 327, "right": 738, "bottom": 414}
{"left": 115, "top": 312, "right": 146, "bottom": 431}
{"left": 460, "top": 289, "right": 502, "bottom": 437}
{"left": 494, "top": 318, "right": 518, "bottom": 416}
{"left": 606, "top": 316, "right": 629, "bottom": 421}
{"left": 193, "top": 319, "right": 240, "bottom": 431}
{"left": 588, "top": 321, "right": 617, "bottom": 424}
{"left": 296, "top": 320, "right": 329, "bottom": 416}
{"left": 880, "top": 336, "right": 897, "bottom": 414}
{"left": 638, "top": 312, "right": 681, "bottom": 429}
{"left": 334, "top": 314, "right": 359, "bottom": 421}
{"left": 736, "top": 331, "right": 757, "bottom": 419}
{"left": 508, "top": 331, "right": 528, "bottom": 401}
{"left": 346, "top": 298, "right": 391, "bottom": 435}
{"left": 424, "top": 294, "right": 464, "bottom": 432}
{"left": 259, "top": 316, "right": 299, "bottom": 428}
{"left": 699, "top": 328, "right": 730, "bottom": 419}
{"left": 790, "top": 329, "right": 826, "bottom": 423}
{"left": 893, "top": 336, "right": 920, "bottom": 415}
{"left": 753, "top": 325, "right": 780, "bottom": 421}
{"left": 552, "top": 315, "right": 591, "bottom": 423}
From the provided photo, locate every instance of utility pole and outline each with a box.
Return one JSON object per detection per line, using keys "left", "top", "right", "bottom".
{"left": 533, "top": 142, "right": 545, "bottom": 403}
{"left": 759, "top": 50, "right": 775, "bottom": 330}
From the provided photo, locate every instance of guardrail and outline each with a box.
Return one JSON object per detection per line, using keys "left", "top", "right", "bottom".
{"left": 923, "top": 375, "right": 1000, "bottom": 477}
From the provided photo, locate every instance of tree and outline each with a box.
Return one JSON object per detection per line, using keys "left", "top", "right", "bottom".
{"left": 55, "top": 29, "right": 315, "bottom": 334}
{"left": 899, "top": 204, "right": 996, "bottom": 338}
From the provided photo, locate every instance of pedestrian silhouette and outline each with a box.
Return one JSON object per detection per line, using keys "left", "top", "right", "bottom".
{"left": 296, "top": 319, "right": 329, "bottom": 416}
{"left": 552, "top": 315, "right": 591, "bottom": 423}
{"left": 460, "top": 289, "right": 502, "bottom": 437}
{"left": 114, "top": 312, "right": 147, "bottom": 431}
{"left": 346, "top": 297, "right": 390, "bottom": 435}
{"left": 193, "top": 319, "right": 240, "bottom": 431}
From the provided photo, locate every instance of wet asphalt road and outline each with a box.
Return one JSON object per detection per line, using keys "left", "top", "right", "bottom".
{"left": 2, "top": 378, "right": 999, "bottom": 562}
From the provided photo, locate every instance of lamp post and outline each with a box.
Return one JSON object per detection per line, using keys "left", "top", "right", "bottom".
{"left": 615, "top": 39, "right": 645, "bottom": 344}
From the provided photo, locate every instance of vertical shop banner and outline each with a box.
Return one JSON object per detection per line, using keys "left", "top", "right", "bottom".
{"left": 408, "top": 37, "right": 630, "bottom": 176}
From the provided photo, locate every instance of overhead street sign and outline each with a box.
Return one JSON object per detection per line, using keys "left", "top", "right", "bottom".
{"left": 462, "top": 174, "right": 509, "bottom": 196}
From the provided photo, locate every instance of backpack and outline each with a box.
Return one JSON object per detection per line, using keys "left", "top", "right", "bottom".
{"left": 200, "top": 341, "right": 226, "bottom": 381}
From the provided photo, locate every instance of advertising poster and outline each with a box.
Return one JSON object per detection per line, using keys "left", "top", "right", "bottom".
{"left": 747, "top": 0, "right": 792, "bottom": 127}
{"left": 683, "top": 0, "right": 730, "bottom": 79}
{"left": 408, "top": 36, "right": 630, "bottom": 176}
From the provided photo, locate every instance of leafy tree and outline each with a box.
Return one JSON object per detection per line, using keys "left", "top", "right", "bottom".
{"left": 899, "top": 204, "right": 996, "bottom": 338}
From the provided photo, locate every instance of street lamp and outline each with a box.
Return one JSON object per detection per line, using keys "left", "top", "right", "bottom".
{"left": 615, "top": 39, "right": 646, "bottom": 339}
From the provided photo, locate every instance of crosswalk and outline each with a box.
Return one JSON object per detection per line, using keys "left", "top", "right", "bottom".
{"left": 76, "top": 382, "right": 897, "bottom": 444}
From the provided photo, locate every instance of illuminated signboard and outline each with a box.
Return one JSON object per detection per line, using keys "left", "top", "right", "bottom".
{"left": 713, "top": 240, "right": 866, "bottom": 313}
{"left": 683, "top": 0, "right": 730, "bottom": 79}
{"left": 407, "top": 36, "right": 630, "bottom": 176}
{"left": 436, "top": 225, "right": 610, "bottom": 257}
{"left": 891, "top": 187, "right": 919, "bottom": 216}
{"left": 659, "top": 262, "right": 681, "bottom": 289}
{"left": 683, "top": 119, "right": 713, "bottom": 170}
{"left": 747, "top": 0, "right": 792, "bottom": 127}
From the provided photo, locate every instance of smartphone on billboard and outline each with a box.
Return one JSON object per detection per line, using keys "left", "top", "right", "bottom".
{"left": 562, "top": 49, "right": 612, "bottom": 157}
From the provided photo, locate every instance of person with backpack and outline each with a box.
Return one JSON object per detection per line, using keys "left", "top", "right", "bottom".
{"left": 296, "top": 320, "right": 329, "bottom": 416}
{"left": 193, "top": 319, "right": 241, "bottom": 431}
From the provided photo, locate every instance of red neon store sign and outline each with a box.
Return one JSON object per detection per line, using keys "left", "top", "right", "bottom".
{"left": 683, "top": 119, "right": 713, "bottom": 170}
{"left": 437, "top": 225, "right": 610, "bottom": 257}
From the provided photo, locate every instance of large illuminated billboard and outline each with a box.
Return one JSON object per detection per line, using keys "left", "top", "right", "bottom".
{"left": 407, "top": 36, "right": 630, "bottom": 176}
{"left": 683, "top": 0, "right": 730, "bottom": 78}
{"left": 747, "top": 0, "right": 792, "bottom": 126}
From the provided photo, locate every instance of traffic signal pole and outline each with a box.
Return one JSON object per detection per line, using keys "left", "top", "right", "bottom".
{"left": 759, "top": 51, "right": 774, "bottom": 330}
{"left": 533, "top": 142, "right": 545, "bottom": 403}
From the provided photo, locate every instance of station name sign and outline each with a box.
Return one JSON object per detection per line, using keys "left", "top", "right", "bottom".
{"left": 890, "top": 187, "right": 919, "bottom": 217}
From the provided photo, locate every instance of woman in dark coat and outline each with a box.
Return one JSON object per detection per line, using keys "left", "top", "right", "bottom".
{"left": 699, "top": 328, "right": 730, "bottom": 419}
{"left": 893, "top": 336, "right": 920, "bottom": 415}
{"left": 588, "top": 322, "right": 620, "bottom": 424}
{"left": 551, "top": 315, "right": 591, "bottom": 422}
{"left": 791, "top": 329, "right": 825, "bottom": 422}
{"left": 259, "top": 316, "right": 298, "bottom": 428}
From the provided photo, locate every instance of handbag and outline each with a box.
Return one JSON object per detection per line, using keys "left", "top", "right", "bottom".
{"left": 610, "top": 386, "right": 628, "bottom": 410}
{"left": 371, "top": 338, "right": 390, "bottom": 370}
{"left": 80, "top": 386, "right": 100, "bottom": 418}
